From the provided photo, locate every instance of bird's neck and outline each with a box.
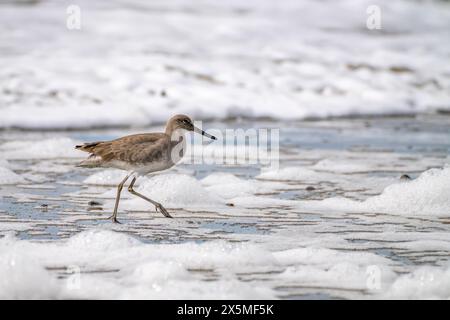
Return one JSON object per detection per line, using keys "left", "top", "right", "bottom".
{"left": 167, "top": 129, "right": 187, "bottom": 164}
{"left": 165, "top": 122, "right": 176, "bottom": 136}
{"left": 166, "top": 127, "right": 185, "bottom": 141}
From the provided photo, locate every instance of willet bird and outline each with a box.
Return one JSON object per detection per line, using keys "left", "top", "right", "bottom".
{"left": 76, "top": 114, "right": 216, "bottom": 223}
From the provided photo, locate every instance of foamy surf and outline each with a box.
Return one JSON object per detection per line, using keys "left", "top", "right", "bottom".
{"left": 0, "top": 0, "right": 449, "bottom": 130}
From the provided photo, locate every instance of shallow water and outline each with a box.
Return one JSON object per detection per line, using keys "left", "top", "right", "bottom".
{"left": 1, "top": 116, "right": 449, "bottom": 299}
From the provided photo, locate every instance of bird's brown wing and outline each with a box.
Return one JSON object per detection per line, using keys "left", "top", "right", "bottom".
{"left": 76, "top": 133, "right": 170, "bottom": 163}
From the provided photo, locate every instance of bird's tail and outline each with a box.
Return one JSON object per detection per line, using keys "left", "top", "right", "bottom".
{"left": 76, "top": 156, "right": 103, "bottom": 168}
{"left": 75, "top": 142, "right": 102, "bottom": 153}
{"left": 75, "top": 142, "right": 105, "bottom": 168}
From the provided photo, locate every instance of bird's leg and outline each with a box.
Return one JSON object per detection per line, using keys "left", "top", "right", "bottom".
{"left": 128, "top": 177, "right": 173, "bottom": 218}
{"left": 107, "top": 173, "right": 132, "bottom": 223}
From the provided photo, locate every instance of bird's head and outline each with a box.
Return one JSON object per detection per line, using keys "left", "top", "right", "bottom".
{"left": 166, "top": 114, "right": 216, "bottom": 140}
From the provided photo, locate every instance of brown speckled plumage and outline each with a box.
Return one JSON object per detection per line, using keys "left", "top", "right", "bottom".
{"left": 76, "top": 133, "right": 172, "bottom": 166}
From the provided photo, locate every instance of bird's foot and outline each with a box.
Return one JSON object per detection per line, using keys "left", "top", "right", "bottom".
{"left": 111, "top": 217, "right": 122, "bottom": 224}
{"left": 106, "top": 214, "right": 121, "bottom": 224}
{"left": 155, "top": 203, "right": 173, "bottom": 218}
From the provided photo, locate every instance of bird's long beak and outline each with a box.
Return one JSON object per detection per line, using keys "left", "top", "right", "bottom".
{"left": 193, "top": 126, "right": 217, "bottom": 140}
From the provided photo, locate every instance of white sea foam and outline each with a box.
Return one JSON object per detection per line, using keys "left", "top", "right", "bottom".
{"left": 257, "top": 167, "right": 325, "bottom": 181}
{"left": 302, "top": 166, "right": 450, "bottom": 216}
{"left": 362, "top": 166, "right": 450, "bottom": 216}
{"left": 312, "top": 159, "right": 374, "bottom": 174}
{"left": 201, "top": 172, "right": 289, "bottom": 200}
{"left": 273, "top": 247, "right": 396, "bottom": 292}
{"left": 83, "top": 169, "right": 137, "bottom": 186}
{"left": 123, "top": 174, "right": 223, "bottom": 210}
{"left": 381, "top": 265, "right": 450, "bottom": 299}
{"left": 0, "top": 138, "right": 82, "bottom": 160}
{"left": 1, "top": 229, "right": 450, "bottom": 299}
{"left": 0, "top": 167, "right": 26, "bottom": 185}
{"left": 0, "top": 251, "right": 60, "bottom": 299}
{"left": 0, "top": 0, "right": 449, "bottom": 129}
{"left": 0, "top": 230, "right": 276, "bottom": 299}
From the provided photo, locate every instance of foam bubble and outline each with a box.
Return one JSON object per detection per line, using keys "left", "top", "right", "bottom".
{"left": 0, "top": 250, "right": 60, "bottom": 299}
{"left": 0, "top": 167, "right": 26, "bottom": 185}
{"left": 363, "top": 167, "right": 450, "bottom": 216}
{"left": 381, "top": 265, "right": 450, "bottom": 299}
{"left": 125, "top": 174, "right": 223, "bottom": 208}
{"left": 303, "top": 166, "right": 450, "bottom": 216}
{"left": 0, "top": 0, "right": 449, "bottom": 129}
{"left": 84, "top": 169, "right": 138, "bottom": 186}
{"left": 257, "top": 167, "right": 323, "bottom": 181}
{"left": 0, "top": 138, "right": 82, "bottom": 160}
{"left": 1, "top": 229, "right": 449, "bottom": 299}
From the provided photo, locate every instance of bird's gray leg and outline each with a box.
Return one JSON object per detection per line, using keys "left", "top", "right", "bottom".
{"left": 128, "top": 177, "right": 173, "bottom": 218}
{"left": 107, "top": 173, "right": 132, "bottom": 223}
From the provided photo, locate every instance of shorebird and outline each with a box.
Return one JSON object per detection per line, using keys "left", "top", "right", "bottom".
{"left": 75, "top": 114, "right": 216, "bottom": 223}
